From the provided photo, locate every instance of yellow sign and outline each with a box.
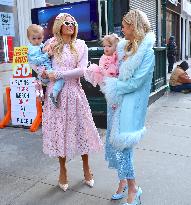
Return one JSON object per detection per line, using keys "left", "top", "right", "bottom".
{"left": 12, "top": 46, "right": 32, "bottom": 78}
{"left": 13, "top": 46, "right": 28, "bottom": 63}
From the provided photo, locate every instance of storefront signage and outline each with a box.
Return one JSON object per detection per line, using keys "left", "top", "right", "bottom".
{"left": 10, "top": 47, "right": 37, "bottom": 126}
{"left": 0, "top": 12, "right": 15, "bottom": 36}
{"left": 168, "top": 0, "right": 178, "bottom": 6}
{"left": 0, "top": 0, "right": 14, "bottom": 6}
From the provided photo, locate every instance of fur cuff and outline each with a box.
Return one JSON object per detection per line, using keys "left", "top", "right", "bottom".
{"left": 110, "top": 127, "right": 146, "bottom": 151}
{"left": 101, "top": 77, "right": 122, "bottom": 104}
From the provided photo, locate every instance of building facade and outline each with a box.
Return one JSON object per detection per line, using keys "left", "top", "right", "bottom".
{"left": 129, "top": 0, "right": 158, "bottom": 44}
{"left": 181, "top": 0, "right": 191, "bottom": 59}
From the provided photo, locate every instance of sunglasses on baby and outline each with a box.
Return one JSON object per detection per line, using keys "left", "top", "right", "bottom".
{"left": 63, "top": 21, "right": 76, "bottom": 27}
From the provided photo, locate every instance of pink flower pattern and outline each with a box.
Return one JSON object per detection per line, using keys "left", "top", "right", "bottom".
{"left": 42, "top": 40, "right": 103, "bottom": 158}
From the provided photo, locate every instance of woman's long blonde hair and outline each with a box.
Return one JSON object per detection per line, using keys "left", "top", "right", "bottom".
{"left": 123, "top": 9, "right": 151, "bottom": 55}
{"left": 52, "top": 13, "right": 78, "bottom": 59}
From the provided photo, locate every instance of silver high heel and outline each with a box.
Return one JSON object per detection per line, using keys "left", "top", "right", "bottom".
{"left": 58, "top": 182, "right": 68, "bottom": 192}
{"left": 122, "top": 186, "right": 142, "bottom": 205}
{"left": 111, "top": 185, "right": 128, "bottom": 200}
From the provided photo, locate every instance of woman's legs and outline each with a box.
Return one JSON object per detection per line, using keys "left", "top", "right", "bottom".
{"left": 115, "top": 148, "right": 141, "bottom": 203}
{"left": 116, "top": 179, "right": 127, "bottom": 193}
{"left": 81, "top": 154, "right": 93, "bottom": 181}
{"left": 58, "top": 157, "right": 68, "bottom": 184}
{"left": 59, "top": 155, "right": 92, "bottom": 183}
{"left": 126, "top": 179, "right": 138, "bottom": 203}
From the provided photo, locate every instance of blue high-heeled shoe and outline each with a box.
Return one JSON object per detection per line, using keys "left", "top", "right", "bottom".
{"left": 111, "top": 185, "right": 128, "bottom": 200}
{"left": 122, "top": 186, "right": 142, "bottom": 205}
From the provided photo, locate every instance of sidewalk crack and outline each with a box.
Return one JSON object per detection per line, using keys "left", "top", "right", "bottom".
{"left": 136, "top": 147, "right": 190, "bottom": 158}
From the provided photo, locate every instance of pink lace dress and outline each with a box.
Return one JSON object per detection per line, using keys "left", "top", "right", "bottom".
{"left": 42, "top": 39, "right": 103, "bottom": 158}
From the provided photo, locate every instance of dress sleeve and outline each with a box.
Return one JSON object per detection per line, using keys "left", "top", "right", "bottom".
{"left": 55, "top": 41, "right": 88, "bottom": 80}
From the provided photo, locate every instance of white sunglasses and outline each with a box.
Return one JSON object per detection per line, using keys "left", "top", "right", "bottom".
{"left": 63, "top": 21, "right": 76, "bottom": 27}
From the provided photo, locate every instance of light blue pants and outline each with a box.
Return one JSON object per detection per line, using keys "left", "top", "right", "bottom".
{"left": 52, "top": 79, "right": 65, "bottom": 98}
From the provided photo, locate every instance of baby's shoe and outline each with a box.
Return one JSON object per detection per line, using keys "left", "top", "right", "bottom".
{"left": 49, "top": 93, "right": 58, "bottom": 108}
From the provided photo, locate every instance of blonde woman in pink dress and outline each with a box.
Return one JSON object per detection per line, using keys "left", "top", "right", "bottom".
{"left": 41, "top": 13, "right": 102, "bottom": 191}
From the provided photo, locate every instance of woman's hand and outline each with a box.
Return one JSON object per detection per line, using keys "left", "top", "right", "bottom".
{"left": 48, "top": 72, "right": 56, "bottom": 81}
{"left": 43, "top": 44, "right": 54, "bottom": 56}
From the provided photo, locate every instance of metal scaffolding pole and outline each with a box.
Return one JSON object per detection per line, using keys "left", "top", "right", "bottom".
{"left": 107, "top": 0, "right": 114, "bottom": 33}
{"left": 161, "top": 0, "right": 167, "bottom": 46}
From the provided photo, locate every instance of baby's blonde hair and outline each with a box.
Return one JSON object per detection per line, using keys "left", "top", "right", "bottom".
{"left": 52, "top": 13, "right": 78, "bottom": 60}
{"left": 102, "top": 33, "right": 120, "bottom": 47}
{"left": 27, "top": 24, "right": 44, "bottom": 39}
{"left": 123, "top": 9, "right": 151, "bottom": 55}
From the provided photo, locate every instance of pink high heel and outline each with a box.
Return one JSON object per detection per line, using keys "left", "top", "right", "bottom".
{"left": 84, "top": 171, "right": 94, "bottom": 187}
{"left": 58, "top": 182, "right": 68, "bottom": 192}
{"left": 84, "top": 178, "right": 94, "bottom": 187}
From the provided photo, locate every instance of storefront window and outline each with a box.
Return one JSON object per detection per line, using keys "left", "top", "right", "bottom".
{"left": 0, "top": 2, "right": 19, "bottom": 63}
{"left": 113, "top": 0, "right": 129, "bottom": 37}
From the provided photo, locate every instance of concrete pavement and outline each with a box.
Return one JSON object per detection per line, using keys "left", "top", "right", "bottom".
{"left": 1, "top": 91, "right": 191, "bottom": 205}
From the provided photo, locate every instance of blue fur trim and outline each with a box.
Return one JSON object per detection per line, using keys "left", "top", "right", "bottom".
{"left": 118, "top": 32, "right": 156, "bottom": 81}
{"left": 100, "top": 77, "right": 122, "bottom": 105}
{"left": 110, "top": 127, "right": 146, "bottom": 151}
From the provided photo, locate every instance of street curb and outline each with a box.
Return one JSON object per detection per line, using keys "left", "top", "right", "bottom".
{"left": 149, "top": 85, "right": 168, "bottom": 105}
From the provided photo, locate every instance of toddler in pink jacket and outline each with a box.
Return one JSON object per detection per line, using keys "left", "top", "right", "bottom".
{"left": 85, "top": 34, "right": 120, "bottom": 87}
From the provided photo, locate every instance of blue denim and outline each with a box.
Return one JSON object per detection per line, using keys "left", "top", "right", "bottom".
{"left": 170, "top": 84, "right": 191, "bottom": 92}
{"left": 28, "top": 43, "right": 65, "bottom": 96}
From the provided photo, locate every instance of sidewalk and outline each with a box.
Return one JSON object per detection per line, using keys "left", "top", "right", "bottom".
{"left": 1, "top": 91, "right": 191, "bottom": 205}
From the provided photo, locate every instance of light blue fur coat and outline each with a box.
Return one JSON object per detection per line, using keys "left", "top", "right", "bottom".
{"left": 101, "top": 32, "right": 156, "bottom": 151}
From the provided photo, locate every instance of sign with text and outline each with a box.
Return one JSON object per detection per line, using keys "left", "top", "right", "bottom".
{"left": 169, "top": 0, "right": 178, "bottom": 6}
{"left": 12, "top": 46, "right": 32, "bottom": 78}
{"left": 0, "top": 12, "right": 15, "bottom": 36}
{"left": 10, "top": 46, "right": 37, "bottom": 126}
{"left": 10, "top": 78, "right": 37, "bottom": 126}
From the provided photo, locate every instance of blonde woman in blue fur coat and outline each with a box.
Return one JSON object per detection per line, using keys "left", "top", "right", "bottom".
{"left": 101, "top": 9, "right": 155, "bottom": 205}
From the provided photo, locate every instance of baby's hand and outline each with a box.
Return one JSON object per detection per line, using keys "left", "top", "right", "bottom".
{"left": 47, "top": 48, "right": 53, "bottom": 56}
{"left": 48, "top": 72, "right": 56, "bottom": 81}
{"left": 43, "top": 44, "right": 53, "bottom": 56}
{"left": 41, "top": 70, "right": 48, "bottom": 79}
{"left": 42, "top": 46, "right": 48, "bottom": 53}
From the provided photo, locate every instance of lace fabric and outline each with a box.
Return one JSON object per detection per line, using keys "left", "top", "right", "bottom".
{"left": 42, "top": 40, "right": 103, "bottom": 158}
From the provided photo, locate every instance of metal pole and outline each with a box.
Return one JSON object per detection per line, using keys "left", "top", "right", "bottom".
{"left": 107, "top": 0, "right": 114, "bottom": 33}
{"left": 161, "top": 0, "right": 167, "bottom": 46}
